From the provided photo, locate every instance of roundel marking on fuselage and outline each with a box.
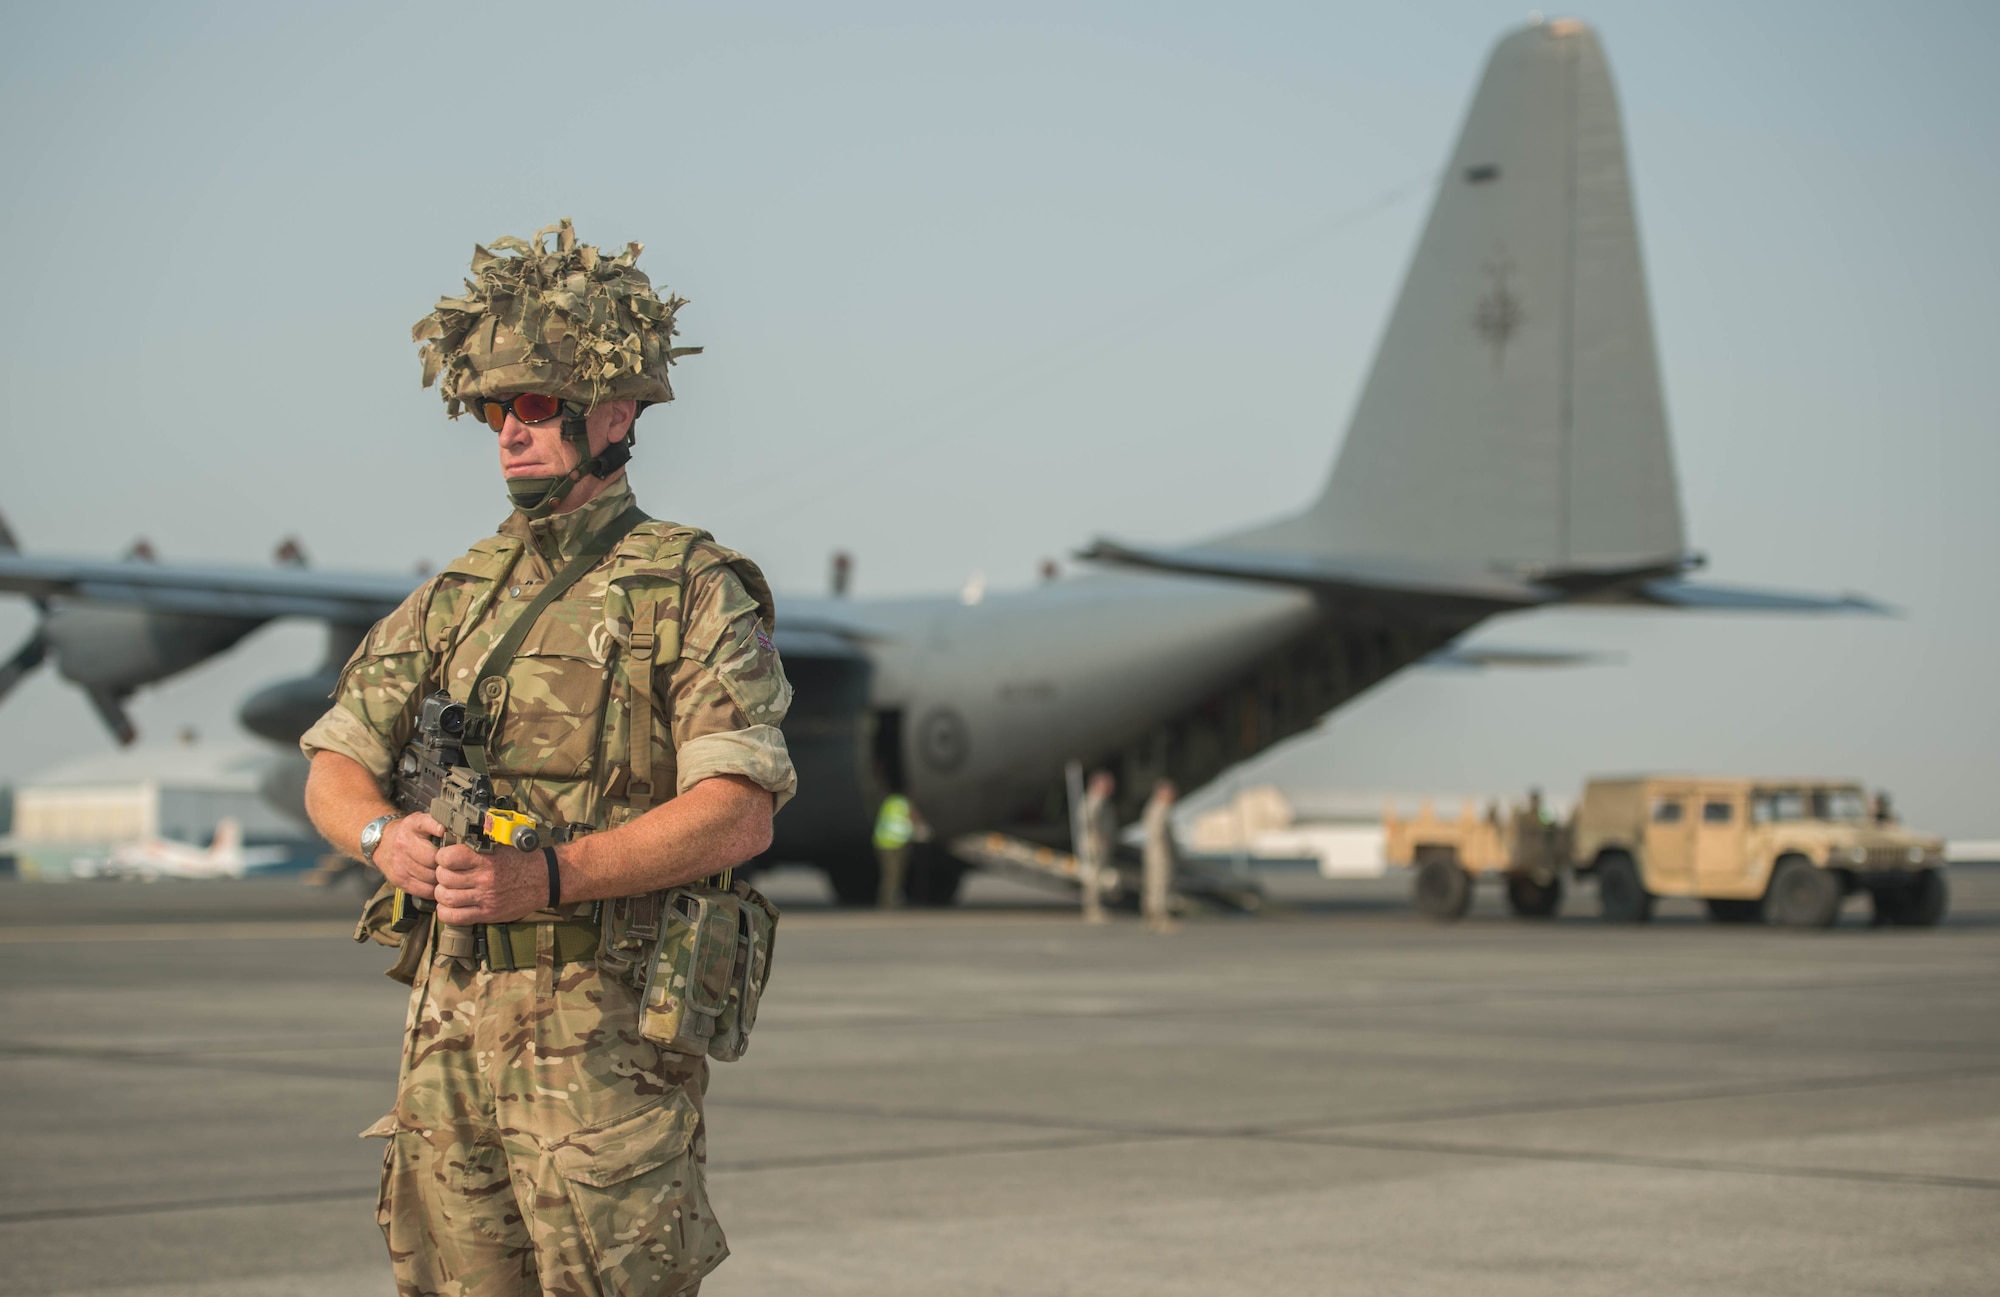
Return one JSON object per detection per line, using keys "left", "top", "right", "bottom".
{"left": 916, "top": 706, "right": 970, "bottom": 775}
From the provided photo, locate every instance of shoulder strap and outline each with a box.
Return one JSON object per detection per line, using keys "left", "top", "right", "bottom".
{"left": 623, "top": 528, "right": 706, "bottom": 814}
{"left": 462, "top": 503, "right": 647, "bottom": 775}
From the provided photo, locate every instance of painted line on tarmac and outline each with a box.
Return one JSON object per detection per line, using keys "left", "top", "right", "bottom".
{"left": 717, "top": 1131, "right": 1145, "bottom": 1175}
{"left": 0, "top": 1184, "right": 375, "bottom": 1226}
{"left": 713, "top": 1059, "right": 2000, "bottom": 1162}
{"left": 778, "top": 910, "right": 1075, "bottom": 930}
{"left": 0, "top": 921, "right": 353, "bottom": 943}
{"left": 1282, "top": 1131, "right": 2000, "bottom": 1193}
{"left": 707, "top": 1096, "right": 2000, "bottom": 1194}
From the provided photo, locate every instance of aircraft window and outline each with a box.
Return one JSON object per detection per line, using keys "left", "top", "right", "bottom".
{"left": 1811, "top": 788, "right": 1868, "bottom": 822}
{"left": 1464, "top": 164, "right": 1500, "bottom": 183}
{"left": 1702, "top": 801, "right": 1734, "bottom": 824}
{"left": 1752, "top": 790, "right": 1807, "bottom": 823}
{"left": 1651, "top": 798, "right": 1684, "bottom": 824}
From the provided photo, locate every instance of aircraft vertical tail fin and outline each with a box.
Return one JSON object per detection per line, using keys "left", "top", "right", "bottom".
{"left": 1225, "top": 19, "right": 1684, "bottom": 576}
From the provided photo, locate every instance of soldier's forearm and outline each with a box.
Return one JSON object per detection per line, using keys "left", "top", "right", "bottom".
{"left": 558, "top": 775, "right": 774, "bottom": 903}
{"left": 305, "top": 751, "right": 398, "bottom": 858}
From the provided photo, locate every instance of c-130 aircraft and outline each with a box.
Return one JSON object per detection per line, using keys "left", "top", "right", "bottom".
{"left": 0, "top": 20, "right": 1873, "bottom": 904}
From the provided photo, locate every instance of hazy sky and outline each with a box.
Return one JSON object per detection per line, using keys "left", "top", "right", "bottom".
{"left": 2, "top": 1, "right": 1995, "bottom": 835}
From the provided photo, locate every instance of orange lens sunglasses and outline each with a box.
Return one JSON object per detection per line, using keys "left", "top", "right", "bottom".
{"left": 475, "top": 392, "right": 567, "bottom": 430}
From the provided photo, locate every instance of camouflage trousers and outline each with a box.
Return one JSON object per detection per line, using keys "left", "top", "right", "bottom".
{"left": 363, "top": 932, "right": 728, "bottom": 1296}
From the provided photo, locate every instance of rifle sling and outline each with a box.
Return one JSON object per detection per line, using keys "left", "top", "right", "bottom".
{"left": 463, "top": 503, "right": 648, "bottom": 775}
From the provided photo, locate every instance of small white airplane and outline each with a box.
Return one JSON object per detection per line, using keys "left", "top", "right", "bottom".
{"left": 73, "top": 818, "right": 290, "bottom": 881}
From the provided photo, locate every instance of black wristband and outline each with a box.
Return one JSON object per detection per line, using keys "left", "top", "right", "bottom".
{"left": 543, "top": 846, "right": 562, "bottom": 909}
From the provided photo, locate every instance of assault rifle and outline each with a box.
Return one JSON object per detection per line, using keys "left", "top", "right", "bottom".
{"left": 388, "top": 690, "right": 542, "bottom": 932}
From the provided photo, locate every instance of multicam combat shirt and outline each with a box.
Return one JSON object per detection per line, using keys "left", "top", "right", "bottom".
{"left": 301, "top": 479, "right": 795, "bottom": 863}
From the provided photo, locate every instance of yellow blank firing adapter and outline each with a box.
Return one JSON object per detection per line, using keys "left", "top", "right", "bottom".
{"left": 484, "top": 809, "right": 541, "bottom": 853}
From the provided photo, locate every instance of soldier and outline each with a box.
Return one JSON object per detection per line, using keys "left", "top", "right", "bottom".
{"left": 1078, "top": 769, "right": 1117, "bottom": 924}
{"left": 1140, "top": 777, "right": 1180, "bottom": 933}
{"left": 300, "top": 221, "right": 795, "bottom": 1297}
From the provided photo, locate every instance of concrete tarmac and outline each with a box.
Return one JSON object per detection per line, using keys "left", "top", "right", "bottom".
{"left": 2, "top": 865, "right": 1995, "bottom": 1296}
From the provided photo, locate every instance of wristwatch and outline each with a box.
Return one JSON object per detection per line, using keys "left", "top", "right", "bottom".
{"left": 359, "top": 813, "right": 401, "bottom": 868}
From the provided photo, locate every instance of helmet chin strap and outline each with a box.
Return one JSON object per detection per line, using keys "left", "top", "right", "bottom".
{"left": 506, "top": 412, "right": 636, "bottom": 519}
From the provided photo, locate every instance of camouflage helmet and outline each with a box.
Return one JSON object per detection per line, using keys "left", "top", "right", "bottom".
{"left": 413, "top": 219, "right": 699, "bottom": 417}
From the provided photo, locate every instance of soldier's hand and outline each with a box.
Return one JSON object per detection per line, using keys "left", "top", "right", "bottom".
{"left": 375, "top": 812, "right": 444, "bottom": 899}
{"left": 433, "top": 842, "right": 548, "bottom": 926}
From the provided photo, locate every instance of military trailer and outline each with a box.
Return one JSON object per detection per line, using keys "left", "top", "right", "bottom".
{"left": 1390, "top": 776, "right": 1947, "bottom": 929}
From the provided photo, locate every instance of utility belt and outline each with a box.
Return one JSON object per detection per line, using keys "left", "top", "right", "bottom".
{"left": 470, "top": 916, "right": 603, "bottom": 971}
{"left": 358, "top": 874, "right": 779, "bottom": 1065}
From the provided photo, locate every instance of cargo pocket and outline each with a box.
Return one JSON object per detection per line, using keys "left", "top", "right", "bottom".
{"left": 548, "top": 1091, "right": 728, "bottom": 1297}
{"left": 364, "top": 1115, "right": 527, "bottom": 1288}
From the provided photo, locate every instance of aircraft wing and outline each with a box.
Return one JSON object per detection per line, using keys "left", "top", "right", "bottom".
{"left": 1076, "top": 539, "right": 1543, "bottom": 609}
{"left": 0, "top": 553, "right": 418, "bottom": 623}
{"left": 1081, "top": 540, "right": 1884, "bottom": 617}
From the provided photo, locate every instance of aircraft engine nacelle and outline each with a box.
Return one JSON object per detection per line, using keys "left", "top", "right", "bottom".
{"left": 44, "top": 605, "right": 266, "bottom": 692}
{"left": 238, "top": 667, "right": 344, "bottom": 746}
{"left": 237, "top": 621, "right": 369, "bottom": 746}
{"left": 37, "top": 604, "right": 267, "bottom": 742}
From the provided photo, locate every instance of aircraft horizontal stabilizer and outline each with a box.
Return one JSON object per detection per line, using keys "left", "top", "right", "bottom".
{"left": 1626, "top": 580, "right": 1892, "bottom": 614}
{"left": 1422, "top": 645, "right": 1620, "bottom": 670}
{"left": 1076, "top": 538, "right": 1543, "bottom": 608}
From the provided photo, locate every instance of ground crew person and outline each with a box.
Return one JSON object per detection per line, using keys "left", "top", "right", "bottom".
{"left": 300, "top": 221, "right": 795, "bottom": 1297}
{"left": 873, "top": 790, "right": 929, "bottom": 908}
{"left": 1079, "top": 769, "right": 1117, "bottom": 923}
{"left": 1140, "top": 777, "right": 1180, "bottom": 933}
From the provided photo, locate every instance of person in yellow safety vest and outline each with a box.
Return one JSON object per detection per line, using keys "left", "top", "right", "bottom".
{"left": 874, "top": 792, "right": 930, "bottom": 908}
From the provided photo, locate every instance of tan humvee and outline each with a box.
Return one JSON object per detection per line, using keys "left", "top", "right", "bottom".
{"left": 1385, "top": 795, "right": 1568, "bottom": 922}
{"left": 1572, "top": 776, "right": 1946, "bottom": 928}
{"left": 1388, "top": 776, "right": 1947, "bottom": 928}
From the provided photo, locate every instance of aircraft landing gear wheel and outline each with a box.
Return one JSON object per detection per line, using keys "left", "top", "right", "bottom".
{"left": 904, "top": 845, "right": 969, "bottom": 908}
{"left": 1706, "top": 898, "right": 1764, "bottom": 924}
{"left": 1413, "top": 858, "right": 1472, "bottom": 922}
{"left": 821, "top": 854, "right": 881, "bottom": 908}
{"left": 1595, "top": 854, "right": 1653, "bottom": 923}
{"left": 1506, "top": 873, "right": 1563, "bottom": 919}
{"left": 1875, "top": 869, "right": 1947, "bottom": 928}
{"left": 1766, "top": 857, "right": 1841, "bottom": 928}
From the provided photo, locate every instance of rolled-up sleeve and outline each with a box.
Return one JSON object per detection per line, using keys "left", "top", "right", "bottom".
{"left": 665, "top": 560, "right": 796, "bottom": 810}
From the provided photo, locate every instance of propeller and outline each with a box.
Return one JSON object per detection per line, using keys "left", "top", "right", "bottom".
{"left": 83, "top": 685, "right": 138, "bottom": 746}
{"left": 0, "top": 511, "right": 140, "bottom": 743}
{"left": 0, "top": 509, "right": 48, "bottom": 709}
{"left": 0, "top": 623, "right": 49, "bottom": 705}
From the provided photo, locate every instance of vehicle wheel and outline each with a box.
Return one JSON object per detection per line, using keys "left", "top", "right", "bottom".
{"left": 1868, "top": 885, "right": 1908, "bottom": 926}
{"left": 904, "top": 845, "right": 969, "bottom": 908}
{"left": 1888, "top": 870, "right": 1948, "bottom": 927}
{"left": 820, "top": 854, "right": 881, "bottom": 908}
{"left": 1506, "top": 873, "right": 1563, "bottom": 919}
{"left": 1705, "top": 898, "right": 1764, "bottom": 924}
{"left": 1766, "top": 856, "right": 1842, "bottom": 928}
{"left": 1413, "top": 859, "right": 1472, "bottom": 922}
{"left": 1595, "top": 854, "right": 1654, "bottom": 923}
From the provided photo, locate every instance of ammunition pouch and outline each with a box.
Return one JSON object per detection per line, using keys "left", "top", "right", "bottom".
{"left": 635, "top": 879, "right": 779, "bottom": 1062}
{"left": 354, "top": 880, "right": 434, "bottom": 986}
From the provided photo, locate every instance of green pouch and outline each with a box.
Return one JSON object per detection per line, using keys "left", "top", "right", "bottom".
{"left": 638, "top": 880, "right": 781, "bottom": 1061}
{"left": 707, "top": 880, "right": 780, "bottom": 1063}
{"left": 640, "top": 888, "right": 741, "bottom": 1056}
